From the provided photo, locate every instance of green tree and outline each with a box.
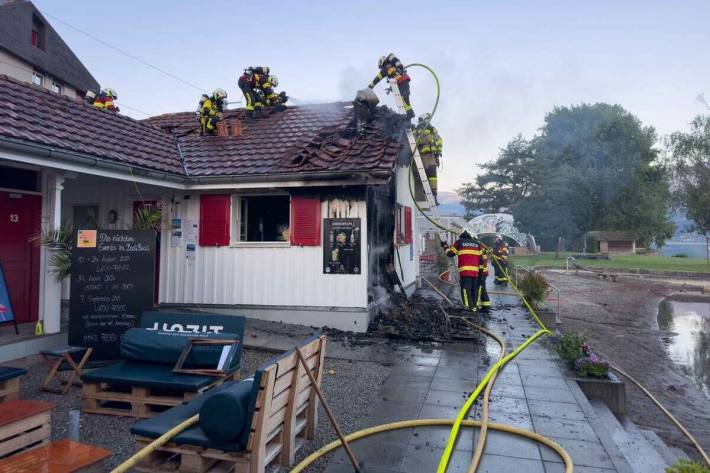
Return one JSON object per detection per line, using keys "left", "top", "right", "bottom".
{"left": 669, "top": 115, "right": 710, "bottom": 243}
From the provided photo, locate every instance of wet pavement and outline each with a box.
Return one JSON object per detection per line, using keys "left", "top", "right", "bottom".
{"left": 323, "top": 289, "right": 630, "bottom": 473}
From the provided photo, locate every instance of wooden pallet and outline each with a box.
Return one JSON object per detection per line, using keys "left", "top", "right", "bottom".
{"left": 0, "top": 378, "right": 20, "bottom": 403}
{"left": 0, "top": 400, "right": 54, "bottom": 458}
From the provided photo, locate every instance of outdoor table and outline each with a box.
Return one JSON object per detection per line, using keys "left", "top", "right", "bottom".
{"left": 0, "top": 399, "right": 54, "bottom": 458}
{"left": 0, "top": 439, "right": 110, "bottom": 472}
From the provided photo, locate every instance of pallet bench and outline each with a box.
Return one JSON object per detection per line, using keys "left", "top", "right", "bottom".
{"left": 0, "top": 439, "right": 111, "bottom": 473}
{"left": 0, "top": 367, "right": 27, "bottom": 403}
{"left": 0, "top": 400, "right": 54, "bottom": 458}
{"left": 131, "top": 335, "right": 327, "bottom": 473}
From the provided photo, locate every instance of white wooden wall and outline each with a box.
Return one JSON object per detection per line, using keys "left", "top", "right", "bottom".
{"left": 395, "top": 165, "right": 419, "bottom": 288}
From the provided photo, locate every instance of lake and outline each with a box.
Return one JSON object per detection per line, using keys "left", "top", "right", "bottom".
{"left": 659, "top": 241, "right": 708, "bottom": 260}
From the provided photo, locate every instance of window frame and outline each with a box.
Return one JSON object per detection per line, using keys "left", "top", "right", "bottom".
{"left": 50, "top": 81, "right": 62, "bottom": 94}
{"left": 230, "top": 193, "right": 291, "bottom": 247}
{"left": 32, "top": 72, "right": 44, "bottom": 86}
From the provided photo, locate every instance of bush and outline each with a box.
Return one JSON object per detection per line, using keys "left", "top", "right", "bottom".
{"left": 556, "top": 331, "right": 585, "bottom": 364}
{"left": 575, "top": 354, "right": 610, "bottom": 378}
{"left": 519, "top": 272, "right": 548, "bottom": 308}
{"left": 666, "top": 459, "right": 710, "bottom": 473}
{"left": 671, "top": 253, "right": 689, "bottom": 258}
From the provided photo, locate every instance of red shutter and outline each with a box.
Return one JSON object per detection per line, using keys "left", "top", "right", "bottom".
{"left": 290, "top": 196, "right": 321, "bottom": 246}
{"left": 404, "top": 206, "right": 413, "bottom": 244}
{"left": 199, "top": 194, "right": 230, "bottom": 246}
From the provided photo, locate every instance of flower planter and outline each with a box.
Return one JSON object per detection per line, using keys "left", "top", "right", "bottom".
{"left": 572, "top": 371, "right": 626, "bottom": 415}
{"left": 536, "top": 307, "right": 558, "bottom": 328}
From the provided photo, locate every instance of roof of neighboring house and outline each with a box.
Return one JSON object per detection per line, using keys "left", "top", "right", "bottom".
{"left": 0, "top": 1, "right": 99, "bottom": 93}
{"left": 587, "top": 231, "right": 637, "bottom": 241}
{"left": 0, "top": 74, "right": 404, "bottom": 182}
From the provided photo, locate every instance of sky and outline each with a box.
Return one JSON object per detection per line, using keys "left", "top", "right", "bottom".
{"left": 32, "top": 0, "right": 710, "bottom": 192}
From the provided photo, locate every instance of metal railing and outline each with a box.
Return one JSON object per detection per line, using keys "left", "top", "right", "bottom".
{"left": 566, "top": 256, "right": 576, "bottom": 271}
{"left": 514, "top": 265, "right": 561, "bottom": 324}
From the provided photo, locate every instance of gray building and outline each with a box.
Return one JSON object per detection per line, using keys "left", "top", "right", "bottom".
{"left": 0, "top": 0, "right": 99, "bottom": 98}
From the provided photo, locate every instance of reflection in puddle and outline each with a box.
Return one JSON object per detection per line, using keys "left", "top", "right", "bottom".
{"left": 658, "top": 298, "right": 710, "bottom": 398}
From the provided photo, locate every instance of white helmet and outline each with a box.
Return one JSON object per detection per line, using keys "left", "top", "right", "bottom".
{"left": 378, "top": 56, "right": 386, "bottom": 68}
{"left": 269, "top": 75, "right": 278, "bottom": 87}
{"left": 213, "top": 88, "right": 227, "bottom": 99}
{"left": 103, "top": 88, "right": 117, "bottom": 99}
{"left": 418, "top": 113, "right": 432, "bottom": 124}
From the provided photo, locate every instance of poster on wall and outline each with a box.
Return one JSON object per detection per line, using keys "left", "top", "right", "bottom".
{"left": 323, "top": 218, "right": 361, "bottom": 274}
{"left": 0, "top": 263, "right": 18, "bottom": 332}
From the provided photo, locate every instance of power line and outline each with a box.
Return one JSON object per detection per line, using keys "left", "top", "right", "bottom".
{"left": 41, "top": 10, "right": 209, "bottom": 94}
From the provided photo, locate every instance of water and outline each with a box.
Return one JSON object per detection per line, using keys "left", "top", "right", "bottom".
{"left": 660, "top": 241, "right": 708, "bottom": 260}
{"left": 657, "top": 298, "right": 710, "bottom": 398}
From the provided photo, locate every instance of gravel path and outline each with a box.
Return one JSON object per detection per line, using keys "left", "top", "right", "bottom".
{"left": 12, "top": 347, "right": 390, "bottom": 472}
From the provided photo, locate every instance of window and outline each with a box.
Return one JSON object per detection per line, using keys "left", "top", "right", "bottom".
{"left": 395, "top": 204, "right": 412, "bottom": 245}
{"left": 51, "top": 81, "right": 62, "bottom": 94}
{"left": 234, "top": 195, "right": 290, "bottom": 242}
{"left": 32, "top": 72, "right": 43, "bottom": 86}
{"left": 31, "top": 14, "right": 46, "bottom": 50}
{"left": 73, "top": 205, "right": 99, "bottom": 230}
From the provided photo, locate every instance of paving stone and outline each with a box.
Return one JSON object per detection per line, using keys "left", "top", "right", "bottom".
{"left": 485, "top": 395, "right": 530, "bottom": 417}
{"left": 418, "top": 403, "right": 462, "bottom": 420}
{"left": 528, "top": 399, "right": 588, "bottom": 421}
{"left": 365, "top": 400, "right": 422, "bottom": 423}
{"left": 385, "top": 373, "right": 432, "bottom": 391}
{"left": 476, "top": 453, "right": 546, "bottom": 473}
{"left": 434, "top": 366, "right": 478, "bottom": 381}
{"left": 387, "top": 363, "right": 437, "bottom": 377}
{"left": 532, "top": 416, "right": 599, "bottom": 442}
{"left": 489, "top": 382, "right": 526, "bottom": 399}
{"left": 517, "top": 362, "right": 564, "bottom": 377}
{"left": 379, "top": 385, "right": 428, "bottom": 404}
{"left": 409, "top": 426, "right": 474, "bottom": 451}
{"left": 472, "top": 430, "right": 542, "bottom": 460}
{"left": 543, "top": 461, "right": 617, "bottom": 473}
{"left": 324, "top": 462, "right": 399, "bottom": 473}
{"left": 424, "top": 389, "right": 470, "bottom": 408}
{"left": 520, "top": 374, "right": 569, "bottom": 390}
{"left": 431, "top": 376, "right": 479, "bottom": 393}
{"left": 329, "top": 438, "right": 407, "bottom": 470}
{"left": 437, "top": 357, "right": 479, "bottom": 370}
{"left": 398, "top": 444, "right": 475, "bottom": 473}
{"left": 485, "top": 408, "right": 534, "bottom": 431}
{"left": 524, "top": 385, "right": 578, "bottom": 404}
{"left": 393, "top": 355, "right": 440, "bottom": 367}
{"left": 540, "top": 437, "right": 615, "bottom": 469}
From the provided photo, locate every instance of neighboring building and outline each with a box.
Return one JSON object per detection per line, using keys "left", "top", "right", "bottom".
{"left": 587, "top": 231, "right": 637, "bottom": 255}
{"left": 0, "top": 0, "right": 99, "bottom": 98}
{"left": 0, "top": 75, "right": 418, "bottom": 335}
{"left": 416, "top": 214, "right": 468, "bottom": 250}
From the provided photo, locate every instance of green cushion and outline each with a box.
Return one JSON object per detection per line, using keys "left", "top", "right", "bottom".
{"left": 81, "top": 360, "right": 216, "bottom": 391}
{"left": 199, "top": 380, "right": 253, "bottom": 443}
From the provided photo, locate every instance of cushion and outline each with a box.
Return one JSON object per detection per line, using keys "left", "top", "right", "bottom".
{"left": 199, "top": 380, "right": 254, "bottom": 443}
{"left": 0, "top": 366, "right": 26, "bottom": 382}
{"left": 120, "top": 328, "right": 241, "bottom": 370}
{"left": 81, "top": 360, "right": 217, "bottom": 391}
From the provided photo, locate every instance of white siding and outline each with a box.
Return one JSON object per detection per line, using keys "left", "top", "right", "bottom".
{"left": 395, "top": 165, "right": 419, "bottom": 288}
{"left": 160, "top": 193, "right": 368, "bottom": 309}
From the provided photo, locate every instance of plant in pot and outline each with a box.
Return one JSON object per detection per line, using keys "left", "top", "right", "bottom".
{"left": 556, "top": 331, "right": 609, "bottom": 378}
{"left": 518, "top": 272, "right": 548, "bottom": 310}
{"left": 666, "top": 459, "right": 710, "bottom": 473}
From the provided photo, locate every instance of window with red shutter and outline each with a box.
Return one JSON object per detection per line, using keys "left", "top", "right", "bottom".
{"left": 290, "top": 196, "right": 321, "bottom": 246}
{"left": 199, "top": 194, "right": 230, "bottom": 246}
{"left": 404, "top": 206, "right": 413, "bottom": 244}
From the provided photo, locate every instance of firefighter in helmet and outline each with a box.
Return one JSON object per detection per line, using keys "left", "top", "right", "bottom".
{"left": 238, "top": 66, "right": 268, "bottom": 119}
{"left": 199, "top": 88, "right": 227, "bottom": 135}
{"left": 443, "top": 231, "right": 482, "bottom": 311}
{"left": 492, "top": 234, "right": 510, "bottom": 286}
{"left": 368, "top": 53, "right": 414, "bottom": 118}
{"left": 477, "top": 249, "right": 492, "bottom": 314}
{"left": 93, "top": 88, "right": 119, "bottom": 112}
{"left": 414, "top": 113, "right": 443, "bottom": 204}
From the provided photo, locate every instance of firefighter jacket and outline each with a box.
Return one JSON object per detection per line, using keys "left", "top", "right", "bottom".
{"left": 414, "top": 125, "right": 443, "bottom": 156}
{"left": 493, "top": 241, "right": 509, "bottom": 261}
{"left": 92, "top": 95, "right": 119, "bottom": 112}
{"left": 479, "top": 251, "right": 489, "bottom": 276}
{"left": 200, "top": 95, "right": 224, "bottom": 119}
{"left": 446, "top": 239, "right": 482, "bottom": 277}
{"left": 369, "top": 55, "right": 410, "bottom": 88}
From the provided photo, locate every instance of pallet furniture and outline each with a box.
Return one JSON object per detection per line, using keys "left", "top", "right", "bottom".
{"left": 0, "top": 400, "right": 54, "bottom": 458}
{"left": 0, "top": 367, "right": 27, "bottom": 402}
{"left": 81, "top": 328, "right": 243, "bottom": 418}
{"left": 0, "top": 439, "right": 111, "bottom": 473}
{"left": 40, "top": 347, "right": 93, "bottom": 395}
{"left": 131, "top": 335, "right": 327, "bottom": 473}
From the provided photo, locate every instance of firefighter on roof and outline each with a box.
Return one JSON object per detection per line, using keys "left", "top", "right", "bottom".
{"left": 368, "top": 53, "right": 414, "bottom": 118}
{"left": 443, "top": 231, "right": 482, "bottom": 311}
{"left": 260, "top": 75, "right": 288, "bottom": 107}
{"left": 492, "top": 235, "right": 510, "bottom": 286}
{"left": 238, "top": 66, "right": 268, "bottom": 119}
{"left": 92, "top": 88, "right": 119, "bottom": 112}
{"left": 414, "top": 113, "right": 443, "bottom": 203}
{"left": 198, "top": 89, "right": 227, "bottom": 135}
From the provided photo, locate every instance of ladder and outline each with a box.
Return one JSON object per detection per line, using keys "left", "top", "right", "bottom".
{"left": 388, "top": 78, "right": 439, "bottom": 222}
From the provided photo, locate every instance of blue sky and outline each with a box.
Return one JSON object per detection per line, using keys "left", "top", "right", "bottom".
{"left": 33, "top": 0, "right": 709, "bottom": 192}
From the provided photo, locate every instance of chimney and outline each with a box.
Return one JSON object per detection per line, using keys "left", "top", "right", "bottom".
{"left": 216, "top": 121, "right": 228, "bottom": 137}
{"left": 230, "top": 120, "right": 242, "bottom": 137}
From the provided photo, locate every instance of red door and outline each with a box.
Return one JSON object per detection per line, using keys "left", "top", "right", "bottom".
{"left": 0, "top": 191, "right": 41, "bottom": 324}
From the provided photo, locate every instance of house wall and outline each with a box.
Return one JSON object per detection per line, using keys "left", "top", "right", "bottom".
{"left": 395, "top": 164, "right": 419, "bottom": 292}
{"left": 0, "top": 48, "right": 78, "bottom": 98}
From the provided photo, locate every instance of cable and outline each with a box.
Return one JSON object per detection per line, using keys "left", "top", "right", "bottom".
{"left": 41, "top": 11, "right": 209, "bottom": 94}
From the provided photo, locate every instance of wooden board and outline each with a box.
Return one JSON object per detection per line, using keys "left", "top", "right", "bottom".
{"left": 0, "top": 439, "right": 110, "bottom": 473}
{"left": 82, "top": 383, "right": 199, "bottom": 419}
{"left": 0, "top": 400, "right": 54, "bottom": 428}
{"left": 0, "top": 378, "right": 20, "bottom": 403}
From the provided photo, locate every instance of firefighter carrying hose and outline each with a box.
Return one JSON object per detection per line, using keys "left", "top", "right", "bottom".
{"left": 198, "top": 89, "right": 227, "bottom": 135}
{"left": 260, "top": 75, "right": 288, "bottom": 107}
{"left": 414, "top": 113, "right": 443, "bottom": 204}
{"left": 238, "top": 66, "right": 268, "bottom": 120}
{"left": 443, "top": 231, "right": 482, "bottom": 311}
{"left": 492, "top": 235, "right": 510, "bottom": 286}
{"left": 368, "top": 53, "right": 414, "bottom": 118}
{"left": 477, "top": 250, "right": 492, "bottom": 314}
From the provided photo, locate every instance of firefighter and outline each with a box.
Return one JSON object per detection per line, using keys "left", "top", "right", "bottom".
{"left": 260, "top": 75, "right": 288, "bottom": 107}
{"left": 492, "top": 235, "right": 510, "bottom": 286}
{"left": 198, "top": 89, "right": 227, "bottom": 135}
{"left": 238, "top": 67, "right": 267, "bottom": 119}
{"left": 92, "top": 88, "right": 119, "bottom": 112}
{"left": 368, "top": 53, "right": 414, "bottom": 118}
{"left": 443, "top": 231, "right": 482, "bottom": 311}
{"left": 414, "top": 113, "right": 443, "bottom": 203}
{"left": 477, "top": 249, "right": 492, "bottom": 314}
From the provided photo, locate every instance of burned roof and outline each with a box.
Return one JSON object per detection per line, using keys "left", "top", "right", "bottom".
{"left": 0, "top": 1, "right": 99, "bottom": 93}
{"left": 0, "top": 74, "right": 404, "bottom": 182}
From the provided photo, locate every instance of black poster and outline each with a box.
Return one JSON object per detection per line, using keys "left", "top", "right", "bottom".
{"left": 323, "top": 218, "right": 361, "bottom": 274}
{"left": 69, "top": 230, "right": 155, "bottom": 360}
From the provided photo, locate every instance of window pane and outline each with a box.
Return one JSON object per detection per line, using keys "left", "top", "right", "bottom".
{"left": 32, "top": 73, "right": 43, "bottom": 86}
{"left": 238, "top": 196, "right": 290, "bottom": 242}
{"left": 51, "top": 82, "right": 61, "bottom": 94}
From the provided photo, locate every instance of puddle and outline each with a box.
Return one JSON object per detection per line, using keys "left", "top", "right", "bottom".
{"left": 657, "top": 298, "right": 710, "bottom": 398}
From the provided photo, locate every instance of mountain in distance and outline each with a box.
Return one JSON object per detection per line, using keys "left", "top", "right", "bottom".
{"left": 437, "top": 191, "right": 466, "bottom": 216}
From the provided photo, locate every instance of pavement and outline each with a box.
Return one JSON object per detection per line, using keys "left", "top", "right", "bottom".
{"left": 320, "top": 288, "right": 634, "bottom": 473}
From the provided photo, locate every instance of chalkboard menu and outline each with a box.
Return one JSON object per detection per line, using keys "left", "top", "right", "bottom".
{"left": 69, "top": 230, "right": 155, "bottom": 360}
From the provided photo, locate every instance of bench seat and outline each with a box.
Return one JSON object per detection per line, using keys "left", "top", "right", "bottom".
{"left": 81, "top": 360, "right": 223, "bottom": 392}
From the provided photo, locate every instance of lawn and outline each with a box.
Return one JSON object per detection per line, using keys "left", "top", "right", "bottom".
{"left": 511, "top": 251, "right": 710, "bottom": 273}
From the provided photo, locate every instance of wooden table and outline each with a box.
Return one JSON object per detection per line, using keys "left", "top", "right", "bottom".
{"left": 0, "top": 439, "right": 111, "bottom": 472}
{"left": 0, "top": 400, "right": 54, "bottom": 458}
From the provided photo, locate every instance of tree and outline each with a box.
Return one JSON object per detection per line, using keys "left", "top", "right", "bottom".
{"left": 669, "top": 114, "right": 710, "bottom": 261}
{"left": 460, "top": 103, "right": 674, "bottom": 250}
{"left": 458, "top": 135, "right": 535, "bottom": 217}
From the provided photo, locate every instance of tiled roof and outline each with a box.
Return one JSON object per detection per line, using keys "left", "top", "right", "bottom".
{"left": 0, "top": 74, "right": 403, "bottom": 181}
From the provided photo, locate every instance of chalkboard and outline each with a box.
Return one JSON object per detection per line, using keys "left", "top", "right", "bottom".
{"left": 69, "top": 230, "right": 155, "bottom": 360}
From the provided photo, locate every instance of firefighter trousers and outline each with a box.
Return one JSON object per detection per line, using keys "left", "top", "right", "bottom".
{"left": 494, "top": 258, "right": 508, "bottom": 285}
{"left": 398, "top": 80, "right": 412, "bottom": 113}
{"left": 460, "top": 276, "right": 478, "bottom": 310}
{"left": 477, "top": 274, "right": 491, "bottom": 312}
{"left": 240, "top": 85, "right": 263, "bottom": 113}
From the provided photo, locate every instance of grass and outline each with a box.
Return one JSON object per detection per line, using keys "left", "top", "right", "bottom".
{"left": 511, "top": 251, "right": 710, "bottom": 273}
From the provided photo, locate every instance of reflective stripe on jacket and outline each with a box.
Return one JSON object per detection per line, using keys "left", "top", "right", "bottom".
{"left": 446, "top": 239, "right": 481, "bottom": 277}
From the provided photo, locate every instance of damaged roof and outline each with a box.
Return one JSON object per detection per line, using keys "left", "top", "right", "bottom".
{"left": 0, "top": 74, "right": 404, "bottom": 182}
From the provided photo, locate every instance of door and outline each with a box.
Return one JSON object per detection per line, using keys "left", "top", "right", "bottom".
{"left": 0, "top": 191, "right": 41, "bottom": 324}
